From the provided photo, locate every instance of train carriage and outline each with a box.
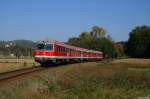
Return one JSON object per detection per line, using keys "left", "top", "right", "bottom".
{"left": 33, "top": 40, "right": 104, "bottom": 66}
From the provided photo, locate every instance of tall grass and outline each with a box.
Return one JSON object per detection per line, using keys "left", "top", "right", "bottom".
{"left": 35, "top": 61, "right": 150, "bottom": 98}
{"left": 0, "top": 59, "right": 150, "bottom": 99}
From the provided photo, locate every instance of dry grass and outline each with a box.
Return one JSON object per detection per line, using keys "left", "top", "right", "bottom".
{"left": 0, "top": 58, "right": 39, "bottom": 73}
{"left": 0, "top": 59, "right": 150, "bottom": 99}
{"left": 112, "top": 58, "right": 150, "bottom": 65}
{"left": 0, "top": 58, "right": 36, "bottom": 63}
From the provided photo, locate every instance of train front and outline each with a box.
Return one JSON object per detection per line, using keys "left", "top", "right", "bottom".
{"left": 33, "top": 40, "right": 55, "bottom": 66}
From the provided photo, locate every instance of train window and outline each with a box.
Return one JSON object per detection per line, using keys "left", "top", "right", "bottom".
{"left": 37, "top": 44, "right": 53, "bottom": 50}
{"left": 37, "top": 44, "right": 44, "bottom": 50}
{"left": 61, "top": 47, "right": 65, "bottom": 52}
{"left": 64, "top": 48, "right": 68, "bottom": 53}
{"left": 59, "top": 47, "right": 64, "bottom": 52}
{"left": 57, "top": 46, "right": 60, "bottom": 52}
{"left": 45, "top": 44, "right": 53, "bottom": 50}
{"left": 68, "top": 49, "right": 70, "bottom": 53}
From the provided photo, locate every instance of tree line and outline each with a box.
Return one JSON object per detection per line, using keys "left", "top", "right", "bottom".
{"left": 68, "top": 25, "right": 150, "bottom": 58}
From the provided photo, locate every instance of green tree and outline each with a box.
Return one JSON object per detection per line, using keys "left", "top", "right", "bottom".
{"left": 126, "top": 26, "right": 150, "bottom": 58}
{"left": 90, "top": 26, "right": 106, "bottom": 39}
{"left": 68, "top": 37, "right": 80, "bottom": 47}
{"left": 114, "top": 42, "right": 125, "bottom": 58}
{"left": 68, "top": 26, "right": 117, "bottom": 58}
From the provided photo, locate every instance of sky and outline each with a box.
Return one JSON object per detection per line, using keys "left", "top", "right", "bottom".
{"left": 0, "top": 0, "right": 150, "bottom": 42}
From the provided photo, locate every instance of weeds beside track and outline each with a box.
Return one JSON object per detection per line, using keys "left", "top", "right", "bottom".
{"left": 0, "top": 66, "right": 44, "bottom": 82}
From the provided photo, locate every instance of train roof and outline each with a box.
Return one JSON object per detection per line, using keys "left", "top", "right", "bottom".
{"left": 38, "top": 39, "right": 103, "bottom": 54}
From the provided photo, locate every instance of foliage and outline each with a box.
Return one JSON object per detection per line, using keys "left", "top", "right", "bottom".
{"left": 68, "top": 26, "right": 117, "bottom": 58}
{"left": 114, "top": 42, "right": 125, "bottom": 58}
{"left": 126, "top": 26, "right": 150, "bottom": 58}
{"left": 90, "top": 26, "right": 106, "bottom": 39}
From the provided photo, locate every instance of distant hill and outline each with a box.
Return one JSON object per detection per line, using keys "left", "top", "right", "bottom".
{"left": 7, "top": 39, "right": 37, "bottom": 49}
{"left": 0, "top": 39, "right": 37, "bottom": 57}
{"left": 0, "top": 39, "right": 37, "bottom": 49}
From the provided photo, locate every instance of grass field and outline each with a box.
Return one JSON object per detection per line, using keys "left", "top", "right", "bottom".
{"left": 0, "top": 58, "right": 39, "bottom": 73}
{"left": 0, "top": 59, "right": 150, "bottom": 99}
{"left": 112, "top": 58, "right": 150, "bottom": 65}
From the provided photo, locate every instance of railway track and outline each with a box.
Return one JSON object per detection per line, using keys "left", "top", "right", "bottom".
{"left": 0, "top": 66, "right": 45, "bottom": 81}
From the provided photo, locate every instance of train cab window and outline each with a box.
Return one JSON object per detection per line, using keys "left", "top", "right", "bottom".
{"left": 37, "top": 44, "right": 44, "bottom": 50}
{"left": 45, "top": 44, "right": 53, "bottom": 50}
{"left": 37, "top": 44, "right": 53, "bottom": 50}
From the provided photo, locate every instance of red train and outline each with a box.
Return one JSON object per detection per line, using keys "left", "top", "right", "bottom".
{"left": 33, "top": 40, "right": 104, "bottom": 66}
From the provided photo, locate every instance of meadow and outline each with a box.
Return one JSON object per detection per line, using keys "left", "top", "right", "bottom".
{"left": 0, "top": 58, "right": 39, "bottom": 73}
{"left": 0, "top": 59, "right": 150, "bottom": 99}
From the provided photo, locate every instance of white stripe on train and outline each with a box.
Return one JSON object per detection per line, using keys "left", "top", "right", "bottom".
{"left": 35, "top": 56, "right": 103, "bottom": 59}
